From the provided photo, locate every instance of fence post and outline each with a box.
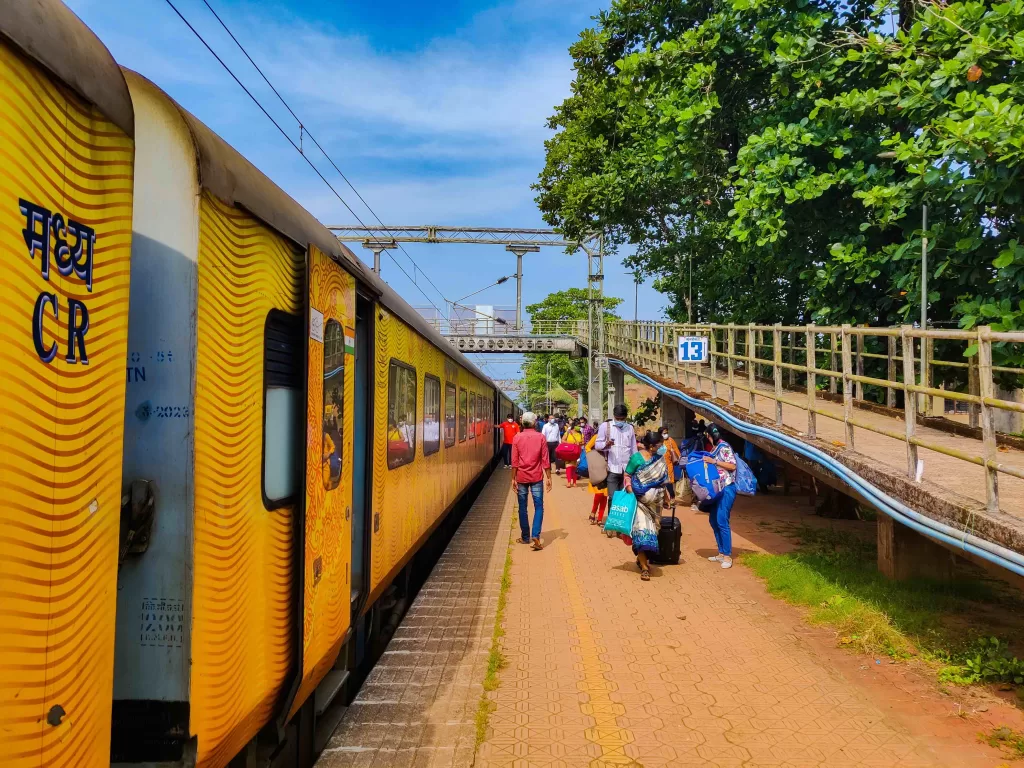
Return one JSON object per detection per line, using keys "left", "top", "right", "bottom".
{"left": 710, "top": 327, "right": 718, "bottom": 400}
{"left": 830, "top": 330, "right": 838, "bottom": 395}
{"left": 841, "top": 324, "right": 854, "bottom": 449}
{"left": 968, "top": 354, "right": 980, "bottom": 429}
{"left": 977, "top": 326, "right": 1000, "bottom": 514}
{"left": 748, "top": 323, "right": 757, "bottom": 415}
{"left": 787, "top": 331, "right": 795, "bottom": 389}
{"left": 806, "top": 325, "right": 817, "bottom": 439}
{"left": 773, "top": 323, "right": 784, "bottom": 426}
{"left": 727, "top": 326, "right": 736, "bottom": 406}
{"left": 887, "top": 335, "right": 897, "bottom": 409}
{"left": 924, "top": 336, "right": 935, "bottom": 417}
{"left": 900, "top": 326, "right": 919, "bottom": 479}
{"left": 855, "top": 326, "right": 865, "bottom": 401}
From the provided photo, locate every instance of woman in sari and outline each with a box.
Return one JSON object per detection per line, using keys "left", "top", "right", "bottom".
{"left": 622, "top": 431, "right": 669, "bottom": 581}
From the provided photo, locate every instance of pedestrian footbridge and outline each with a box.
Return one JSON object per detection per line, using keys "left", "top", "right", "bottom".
{"left": 429, "top": 319, "right": 586, "bottom": 356}
{"left": 573, "top": 320, "right": 1024, "bottom": 580}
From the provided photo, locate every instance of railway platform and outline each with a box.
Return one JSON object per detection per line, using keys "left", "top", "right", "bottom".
{"left": 319, "top": 469, "right": 1024, "bottom": 768}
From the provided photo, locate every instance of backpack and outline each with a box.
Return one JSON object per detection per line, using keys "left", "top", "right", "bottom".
{"left": 685, "top": 451, "right": 726, "bottom": 503}
{"left": 734, "top": 456, "right": 758, "bottom": 496}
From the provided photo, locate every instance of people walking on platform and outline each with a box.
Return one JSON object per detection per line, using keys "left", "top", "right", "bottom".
{"left": 585, "top": 422, "right": 609, "bottom": 524}
{"left": 561, "top": 423, "right": 584, "bottom": 488}
{"left": 542, "top": 414, "right": 561, "bottom": 475}
{"left": 512, "top": 412, "right": 552, "bottom": 551}
{"left": 499, "top": 414, "right": 520, "bottom": 469}
{"left": 622, "top": 431, "right": 669, "bottom": 582}
{"left": 660, "top": 425, "right": 681, "bottom": 503}
{"left": 704, "top": 424, "right": 738, "bottom": 569}
{"left": 595, "top": 404, "right": 636, "bottom": 501}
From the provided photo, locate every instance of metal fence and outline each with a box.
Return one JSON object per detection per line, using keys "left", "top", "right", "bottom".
{"left": 570, "top": 320, "right": 1024, "bottom": 516}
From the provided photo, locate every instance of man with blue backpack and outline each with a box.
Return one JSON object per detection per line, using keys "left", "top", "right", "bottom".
{"left": 702, "top": 424, "right": 738, "bottom": 570}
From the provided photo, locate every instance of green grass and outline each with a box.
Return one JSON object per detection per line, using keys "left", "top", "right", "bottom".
{"left": 743, "top": 524, "right": 1024, "bottom": 686}
{"left": 982, "top": 725, "right": 1024, "bottom": 759}
{"left": 474, "top": 538, "right": 514, "bottom": 749}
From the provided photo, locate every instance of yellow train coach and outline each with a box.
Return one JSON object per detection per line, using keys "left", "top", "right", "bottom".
{"left": 0, "top": 2, "right": 514, "bottom": 767}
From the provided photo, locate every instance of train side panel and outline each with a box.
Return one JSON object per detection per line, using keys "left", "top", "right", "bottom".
{"left": 290, "top": 245, "right": 357, "bottom": 717}
{"left": 370, "top": 308, "right": 493, "bottom": 597}
{"left": 189, "top": 193, "right": 302, "bottom": 768}
{"left": 0, "top": 39, "right": 133, "bottom": 768}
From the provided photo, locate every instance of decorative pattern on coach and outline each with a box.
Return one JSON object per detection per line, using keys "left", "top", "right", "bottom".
{"left": 189, "top": 193, "right": 303, "bottom": 767}
{"left": 289, "top": 245, "right": 357, "bottom": 718}
{"left": 0, "top": 11, "right": 134, "bottom": 768}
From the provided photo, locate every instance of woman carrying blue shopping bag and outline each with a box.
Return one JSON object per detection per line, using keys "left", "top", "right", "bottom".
{"left": 605, "top": 431, "right": 669, "bottom": 581}
{"left": 704, "top": 424, "right": 738, "bottom": 570}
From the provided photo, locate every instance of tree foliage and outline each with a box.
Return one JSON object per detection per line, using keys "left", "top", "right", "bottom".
{"left": 519, "top": 289, "right": 622, "bottom": 409}
{"left": 536, "top": 0, "right": 1024, "bottom": 354}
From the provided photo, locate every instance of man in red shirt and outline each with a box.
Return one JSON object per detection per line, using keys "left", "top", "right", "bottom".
{"left": 499, "top": 414, "right": 521, "bottom": 469}
{"left": 511, "top": 412, "right": 552, "bottom": 550}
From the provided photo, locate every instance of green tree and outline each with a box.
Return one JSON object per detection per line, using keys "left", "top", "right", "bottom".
{"left": 519, "top": 289, "right": 622, "bottom": 409}
{"left": 535, "top": 0, "right": 879, "bottom": 325}
{"left": 537, "top": 0, "right": 1024, "bottom": 367}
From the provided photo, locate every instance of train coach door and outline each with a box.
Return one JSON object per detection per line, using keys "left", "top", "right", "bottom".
{"left": 290, "top": 247, "right": 357, "bottom": 714}
{"left": 351, "top": 293, "right": 372, "bottom": 614}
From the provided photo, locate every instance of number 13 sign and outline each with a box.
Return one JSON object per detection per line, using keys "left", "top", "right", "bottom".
{"left": 677, "top": 335, "right": 708, "bottom": 363}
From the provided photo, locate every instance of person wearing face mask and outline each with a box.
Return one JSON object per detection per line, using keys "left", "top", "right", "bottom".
{"left": 595, "top": 403, "right": 636, "bottom": 502}
{"left": 619, "top": 430, "right": 669, "bottom": 581}
{"left": 499, "top": 414, "right": 521, "bottom": 469}
{"left": 658, "top": 425, "right": 681, "bottom": 502}
{"left": 541, "top": 414, "right": 562, "bottom": 474}
{"left": 704, "top": 424, "right": 738, "bottom": 569}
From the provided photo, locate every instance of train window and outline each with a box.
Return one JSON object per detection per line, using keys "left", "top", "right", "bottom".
{"left": 387, "top": 360, "right": 417, "bottom": 470}
{"left": 423, "top": 375, "right": 441, "bottom": 456}
{"left": 322, "top": 320, "right": 345, "bottom": 491}
{"left": 444, "top": 383, "right": 456, "bottom": 447}
{"left": 458, "top": 388, "right": 468, "bottom": 442}
{"left": 469, "top": 393, "right": 476, "bottom": 440}
{"left": 263, "top": 310, "right": 303, "bottom": 509}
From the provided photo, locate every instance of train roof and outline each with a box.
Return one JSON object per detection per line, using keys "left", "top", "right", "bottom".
{"left": 0, "top": 0, "right": 134, "bottom": 137}
{"left": 126, "top": 70, "right": 493, "bottom": 387}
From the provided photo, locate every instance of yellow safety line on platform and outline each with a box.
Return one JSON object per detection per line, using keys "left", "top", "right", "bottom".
{"left": 550, "top": 506, "right": 638, "bottom": 767}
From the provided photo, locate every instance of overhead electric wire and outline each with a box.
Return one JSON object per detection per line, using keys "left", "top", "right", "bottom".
{"left": 196, "top": 0, "right": 452, "bottom": 313}
{"left": 160, "top": 0, "right": 448, "bottom": 318}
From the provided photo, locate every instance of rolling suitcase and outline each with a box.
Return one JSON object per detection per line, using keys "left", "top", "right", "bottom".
{"left": 651, "top": 506, "right": 681, "bottom": 565}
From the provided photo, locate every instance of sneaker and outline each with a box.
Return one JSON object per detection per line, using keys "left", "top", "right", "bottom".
{"left": 707, "top": 555, "right": 723, "bottom": 562}
{"left": 721, "top": 558, "right": 733, "bottom": 569}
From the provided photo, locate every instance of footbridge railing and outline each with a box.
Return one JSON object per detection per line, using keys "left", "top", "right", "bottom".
{"left": 572, "top": 320, "right": 1024, "bottom": 526}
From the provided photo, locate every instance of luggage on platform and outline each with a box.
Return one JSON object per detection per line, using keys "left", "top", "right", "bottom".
{"left": 650, "top": 506, "right": 681, "bottom": 565}
{"left": 555, "top": 442, "right": 582, "bottom": 462}
{"left": 686, "top": 451, "right": 726, "bottom": 503}
{"left": 586, "top": 449, "right": 608, "bottom": 485}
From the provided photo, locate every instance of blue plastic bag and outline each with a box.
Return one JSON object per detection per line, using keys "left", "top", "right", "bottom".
{"left": 686, "top": 451, "right": 725, "bottom": 503}
{"left": 604, "top": 491, "right": 637, "bottom": 535}
{"left": 734, "top": 456, "right": 758, "bottom": 496}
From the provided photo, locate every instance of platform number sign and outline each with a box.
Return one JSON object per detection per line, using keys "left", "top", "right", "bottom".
{"left": 677, "top": 335, "right": 708, "bottom": 363}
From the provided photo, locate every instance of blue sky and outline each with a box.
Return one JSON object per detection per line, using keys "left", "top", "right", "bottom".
{"left": 68, "top": 0, "right": 667, "bottom": 377}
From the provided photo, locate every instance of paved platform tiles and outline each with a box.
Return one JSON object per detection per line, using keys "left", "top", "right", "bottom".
{"left": 478, "top": 476, "right": 1010, "bottom": 768}
{"left": 317, "top": 471, "right": 514, "bottom": 768}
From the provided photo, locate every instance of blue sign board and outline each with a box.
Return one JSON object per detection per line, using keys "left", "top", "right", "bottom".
{"left": 677, "top": 335, "right": 708, "bottom": 363}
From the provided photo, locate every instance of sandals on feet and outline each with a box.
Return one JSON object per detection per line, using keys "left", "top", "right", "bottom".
{"left": 530, "top": 538, "right": 544, "bottom": 551}
{"left": 640, "top": 569, "right": 651, "bottom": 581}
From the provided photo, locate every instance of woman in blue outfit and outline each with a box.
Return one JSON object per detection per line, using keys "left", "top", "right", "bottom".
{"left": 704, "top": 424, "right": 738, "bottom": 570}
